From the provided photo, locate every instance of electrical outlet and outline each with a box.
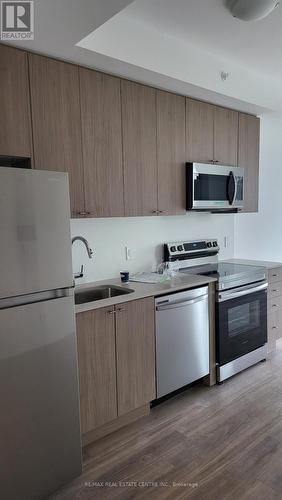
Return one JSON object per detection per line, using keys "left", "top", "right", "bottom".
{"left": 125, "top": 246, "right": 132, "bottom": 260}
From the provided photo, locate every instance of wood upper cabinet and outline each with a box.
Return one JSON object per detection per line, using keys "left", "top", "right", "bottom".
{"left": 186, "top": 98, "right": 214, "bottom": 163}
{"left": 76, "top": 307, "right": 117, "bottom": 435}
{"left": 214, "top": 106, "right": 238, "bottom": 166}
{"left": 121, "top": 81, "right": 158, "bottom": 216}
{"left": 79, "top": 69, "right": 124, "bottom": 217}
{"left": 0, "top": 44, "right": 31, "bottom": 157}
{"left": 29, "top": 54, "right": 84, "bottom": 216}
{"left": 157, "top": 91, "right": 186, "bottom": 215}
{"left": 238, "top": 113, "right": 260, "bottom": 213}
{"left": 115, "top": 298, "right": 156, "bottom": 416}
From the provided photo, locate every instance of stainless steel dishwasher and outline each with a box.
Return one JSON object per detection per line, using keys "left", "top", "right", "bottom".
{"left": 155, "top": 286, "right": 209, "bottom": 398}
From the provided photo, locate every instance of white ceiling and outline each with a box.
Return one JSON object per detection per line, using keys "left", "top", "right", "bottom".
{"left": 122, "top": 0, "right": 282, "bottom": 80}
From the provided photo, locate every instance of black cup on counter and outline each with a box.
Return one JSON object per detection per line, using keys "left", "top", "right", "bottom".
{"left": 120, "top": 271, "right": 130, "bottom": 284}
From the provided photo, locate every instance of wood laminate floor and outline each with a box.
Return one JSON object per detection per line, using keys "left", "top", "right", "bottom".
{"left": 49, "top": 342, "right": 282, "bottom": 500}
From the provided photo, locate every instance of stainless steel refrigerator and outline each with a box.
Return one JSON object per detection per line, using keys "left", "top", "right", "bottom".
{"left": 0, "top": 167, "right": 82, "bottom": 500}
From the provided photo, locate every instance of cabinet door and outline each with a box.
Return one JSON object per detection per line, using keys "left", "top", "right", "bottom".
{"left": 214, "top": 106, "right": 238, "bottom": 166}
{"left": 157, "top": 91, "right": 186, "bottom": 215}
{"left": 29, "top": 54, "right": 84, "bottom": 216}
{"left": 0, "top": 45, "right": 31, "bottom": 157}
{"left": 121, "top": 81, "right": 158, "bottom": 216}
{"left": 79, "top": 69, "right": 124, "bottom": 217}
{"left": 238, "top": 113, "right": 260, "bottom": 213}
{"left": 186, "top": 98, "right": 214, "bottom": 163}
{"left": 116, "top": 298, "right": 156, "bottom": 415}
{"left": 76, "top": 307, "right": 117, "bottom": 434}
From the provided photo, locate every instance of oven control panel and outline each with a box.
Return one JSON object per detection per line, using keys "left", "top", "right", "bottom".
{"left": 164, "top": 239, "right": 219, "bottom": 261}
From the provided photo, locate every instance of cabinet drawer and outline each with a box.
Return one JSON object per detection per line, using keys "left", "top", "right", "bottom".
{"left": 268, "top": 267, "right": 282, "bottom": 284}
{"left": 268, "top": 281, "right": 282, "bottom": 299}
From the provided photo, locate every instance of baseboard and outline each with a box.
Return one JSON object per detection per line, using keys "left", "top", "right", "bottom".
{"left": 82, "top": 404, "right": 150, "bottom": 446}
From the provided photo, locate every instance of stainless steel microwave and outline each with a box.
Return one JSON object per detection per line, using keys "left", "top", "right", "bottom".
{"left": 186, "top": 163, "right": 244, "bottom": 211}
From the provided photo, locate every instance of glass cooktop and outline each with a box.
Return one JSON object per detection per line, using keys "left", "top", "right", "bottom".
{"left": 180, "top": 261, "right": 266, "bottom": 291}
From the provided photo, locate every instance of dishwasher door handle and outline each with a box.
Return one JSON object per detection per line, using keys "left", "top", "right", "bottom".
{"left": 156, "top": 294, "right": 208, "bottom": 312}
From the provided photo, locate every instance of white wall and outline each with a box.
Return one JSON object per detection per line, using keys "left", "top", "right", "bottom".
{"left": 235, "top": 113, "right": 282, "bottom": 261}
{"left": 71, "top": 213, "right": 234, "bottom": 283}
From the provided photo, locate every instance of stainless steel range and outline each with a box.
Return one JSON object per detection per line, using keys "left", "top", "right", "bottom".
{"left": 164, "top": 239, "right": 268, "bottom": 382}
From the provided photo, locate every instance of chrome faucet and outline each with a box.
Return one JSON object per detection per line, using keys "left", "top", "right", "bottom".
{"left": 71, "top": 236, "right": 93, "bottom": 279}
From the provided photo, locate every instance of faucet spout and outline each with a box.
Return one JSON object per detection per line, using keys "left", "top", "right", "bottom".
{"left": 71, "top": 236, "right": 93, "bottom": 259}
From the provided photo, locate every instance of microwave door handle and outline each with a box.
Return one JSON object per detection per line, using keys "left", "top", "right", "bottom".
{"left": 233, "top": 174, "right": 238, "bottom": 206}
{"left": 227, "top": 171, "right": 236, "bottom": 205}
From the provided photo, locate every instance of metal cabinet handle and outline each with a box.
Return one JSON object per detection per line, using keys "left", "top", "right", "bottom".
{"left": 272, "top": 326, "right": 278, "bottom": 330}
{"left": 116, "top": 307, "right": 125, "bottom": 313}
{"left": 272, "top": 274, "right": 278, "bottom": 277}
{"left": 107, "top": 310, "right": 116, "bottom": 315}
{"left": 76, "top": 211, "right": 94, "bottom": 217}
{"left": 272, "top": 304, "right": 279, "bottom": 308}
{"left": 272, "top": 289, "right": 279, "bottom": 292}
{"left": 152, "top": 210, "right": 159, "bottom": 214}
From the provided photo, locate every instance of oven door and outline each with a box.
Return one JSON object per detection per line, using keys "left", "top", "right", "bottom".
{"left": 216, "top": 281, "right": 267, "bottom": 366}
{"left": 186, "top": 163, "right": 244, "bottom": 210}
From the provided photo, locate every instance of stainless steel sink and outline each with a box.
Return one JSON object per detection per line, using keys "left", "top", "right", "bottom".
{"left": 75, "top": 285, "right": 134, "bottom": 305}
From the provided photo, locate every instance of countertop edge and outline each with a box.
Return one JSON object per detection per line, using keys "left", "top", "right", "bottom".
{"left": 74, "top": 275, "right": 216, "bottom": 314}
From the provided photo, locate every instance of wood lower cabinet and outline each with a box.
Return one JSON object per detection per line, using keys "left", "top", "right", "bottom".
{"left": 79, "top": 69, "right": 124, "bottom": 217}
{"left": 157, "top": 91, "right": 186, "bottom": 215}
{"left": 214, "top": 106, "right": 238, "bottom": 166}
{"left": 121, "top": 81, "right": 158, "bottom": 216}
{"left": 267, "top": 267, "right": 282, "bottom": 354}
{"left": 0, "top": 44, "right": 32, "bottom": 157}
{"left": 186, "top": 98, "right": 214, "bottom": 164}
{"left": 115, "top": 298, "right": 156, "bottom": 416}
{"left": 76, "top": 306, "right": 117, "bottom": 434}
{"left": 76, "top": 298, "right": 156, "bottom": 438}
{"left": 238, "top": 113, "right": 260, "bottom": 213}
{"left": 29, "top": 54, "right": 85, "bottom": 216}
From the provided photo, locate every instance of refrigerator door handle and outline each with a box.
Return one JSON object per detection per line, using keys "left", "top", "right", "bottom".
{"left": 0, "top": 287, "right": 74, "bottom": 310}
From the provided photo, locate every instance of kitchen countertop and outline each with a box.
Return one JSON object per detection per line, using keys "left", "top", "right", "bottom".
{"left": 226, "top": 258, "right": 282, "bottom": 269}
{"left": 75, "top": 274, "right": 216, "bottom": 313}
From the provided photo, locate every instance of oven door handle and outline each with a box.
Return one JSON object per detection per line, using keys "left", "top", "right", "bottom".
{"left": 218, "top": 282, "right": 268, "bottom": 302}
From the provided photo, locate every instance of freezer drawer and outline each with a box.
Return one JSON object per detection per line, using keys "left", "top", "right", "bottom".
{"left": 155, "top": 287, "right": 209, "bottom": 398}
{"left": 0, "top": 295, "right": 82, "bottom": 500}
{"left": 0, "top": 167, "right": 73, "bottom": 299}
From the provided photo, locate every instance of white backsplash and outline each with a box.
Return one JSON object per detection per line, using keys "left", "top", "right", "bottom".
{"left": 71, "top": 213, "right": 235, "bottom": 283}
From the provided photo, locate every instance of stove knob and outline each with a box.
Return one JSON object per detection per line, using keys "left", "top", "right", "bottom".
{"left": 213, "top": 241, "right": 218, "bottom": 247}
{"left": 207, "top": 242, "right": 212, "bottom": 248}
{"left": 170, "top": 246, "right": 176, "bottom": 252}
{"left": 177, "top": 245, "right": 183, "bottom": 251}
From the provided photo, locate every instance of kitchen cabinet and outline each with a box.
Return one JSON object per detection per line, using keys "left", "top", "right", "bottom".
{"left": 29, "top": 54, "right": 84, "bottom": 216}
{"left": 76, "top": 306, "right": 117, "bottom": 434}
{"left": 0, "top": 44, "right": 32, "bottom": 158}
{"left": 186, "top": 98, "right": 214, "bottom": 163}
{"left": 186, "top": 99, "right": 238, "bottom": 166}
{"left": 157, "top": 90, "right": 186, "bottom": 215}
{"left": 214, "top": 106, "right": 238, "bottom": 166}
{"left": 238, "top": 113, "right": 260, "bottom": 213}
{"left": 76, "top": 297, "right": 156, "bottom": 437}
{"left": 79, "top": 69, "right": 124, "bottom": 217}
{"left": 121, "top": 81, "right": 158, "bottom": 216}
{"left": 115, "top": 297, "right": 156, "bottom": 415}
{"left": 267, "top": 266, "right": 282, "bottom": 354}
